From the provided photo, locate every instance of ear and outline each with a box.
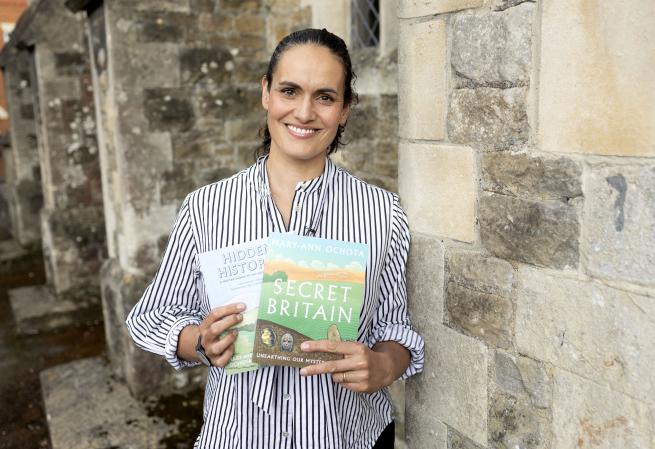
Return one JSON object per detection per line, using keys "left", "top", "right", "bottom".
{"left": 261, "top": 75, "right": 270, "bottom": 111}
{"left": 339, "top": 102, "right": 351, "bottom": 126}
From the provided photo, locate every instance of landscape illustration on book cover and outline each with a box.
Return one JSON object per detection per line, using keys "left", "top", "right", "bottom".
{"left": 197, "top": 238, "right": 267, "bottom": 374}
{"left": 253, "top": 232, "right": 368, "bottom": 368}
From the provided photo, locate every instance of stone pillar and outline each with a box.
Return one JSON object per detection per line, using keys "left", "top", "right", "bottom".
{"left": 77, "top": 0, "right": 287, "bottom": 399}
{"left": 399, "top": 0, "right": 655, "bottom": 448}
{"left": 1, "top": 48, "right": 42, "bottom": 247}
{"left": 28, "top": 1, "right": 105, "bottom": 299}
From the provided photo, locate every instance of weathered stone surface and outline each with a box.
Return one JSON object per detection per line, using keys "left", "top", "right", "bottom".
{"left": 481, "top": 152, "right": 582, "bottom": 201}
{"left": 583, "top": 164, "right": 655, "bottom": 287}
{"left": 538, "top": 0, "right": 655, "bottom": 156}
{"left": 446, "top": 250, "right": 515, "bottom": 296}
{"left": 9, "top": 285, "right": 101, "bottom": 335}
{"left": 445, "top": 282, "right": 513, "bottom": 349}
{"left": 398, "top": 18, "right": 447, "bottom": 140}
{"left": 448, "top": 427, "right": 486, "bottom": 449}
{"left": 493, "top": 0, "right": 535, "bottom": 11}
{"left": 489, "top": 390, "right": 551, "bottom": 449}
{"left": 407, "top": 232, "right": 445, "bottom": 321}
{"left": 553, "top": 368, "right": 654, "bottom": 449}
{"left": 399, "top": 142, "right": 476, "bottom": 242}
{"left": 451, "top": 3, "right": 534, "bottom": 85}
{"left": 407, "top": 325, "right": 488, "bottom": 446}
{"left": 493, "top": 352, "right": 552, "bottom": 410}
{"left": 517, "top": 266, "right": 655, "bottom": 404}
{"left": 398, "top": 0, "right": 483, "bottom": 17}
{"left": 41, "top": 357, "right": 177, "bottom": 449}
{"left": 449, "top": 87, "right": 529, "bottom": 150}
{"left": 143, "top": 88, "right": 195, "bottom": 132}
{"left": 479, "top": 192, "right": 579, "bottom": 269}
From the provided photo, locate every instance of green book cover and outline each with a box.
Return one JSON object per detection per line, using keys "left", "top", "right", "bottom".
{"left": 252, "top": 232, "right": 368, "bottom": 368}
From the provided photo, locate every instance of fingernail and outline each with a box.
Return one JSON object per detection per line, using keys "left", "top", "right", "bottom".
{"left": 299, "top": 368, "right": 307, "bottom": 376}
{"left": 236, "top": 303, "right": 246, "bottom": 311}
{"left": 301, "top": 342, "right": 309, "bottom": 351}
{"left": 232, "top": 329, "right": 238, "bottom": 336}
{"left": 236, "top": 313, "right": 243, "bottom": 321}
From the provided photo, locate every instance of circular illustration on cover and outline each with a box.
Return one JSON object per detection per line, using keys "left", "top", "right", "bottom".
{"left": 280, "top": 333, "right": 294, "bottom": 352}
{"left": 260, "top": 327, "right": 276, "bottom": 347}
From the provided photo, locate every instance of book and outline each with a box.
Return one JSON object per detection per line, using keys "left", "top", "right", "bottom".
{"left": 197, "top": 238, "right": 267, "bottom": 374}
{"left": 252, "top": 232, "right": 368, "bottom": 368}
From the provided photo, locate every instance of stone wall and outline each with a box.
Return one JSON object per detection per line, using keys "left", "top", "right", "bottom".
{"left": 28, "top": 1, "right": 105, "bottom": 297}
{"left": 399, "top": 1, "right": 655, "bottom": 448}
{"left": 2, "top": 48, "right": 42, "bottom": 247}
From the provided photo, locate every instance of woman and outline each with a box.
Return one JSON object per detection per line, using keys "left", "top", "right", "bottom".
{"left": 126, "top": 28, "right": 424, "bottom": 449}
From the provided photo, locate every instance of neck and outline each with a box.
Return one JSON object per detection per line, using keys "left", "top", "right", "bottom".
{"left": 266, "top": 151, "right": 326, "bottom": 195}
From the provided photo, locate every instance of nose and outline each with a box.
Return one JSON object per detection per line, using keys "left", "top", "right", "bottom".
{"left": 294, "top": 95, "right": 315, "bottom": 123}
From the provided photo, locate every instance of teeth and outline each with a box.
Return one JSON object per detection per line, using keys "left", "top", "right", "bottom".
{"left": 288, "top": 125, "right": 317, "bottom": 136}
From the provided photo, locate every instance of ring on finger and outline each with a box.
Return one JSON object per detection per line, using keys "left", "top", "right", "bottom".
{"left": 342, "top": 372, "right": 348, "bottom": 383}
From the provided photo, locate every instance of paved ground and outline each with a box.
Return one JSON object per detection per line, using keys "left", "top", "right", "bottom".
{"left": 0, "top": 252, "right": 203, "bottom": 449}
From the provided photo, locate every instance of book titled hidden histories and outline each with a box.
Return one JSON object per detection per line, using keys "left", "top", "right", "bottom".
{"left": 252, "top": 232, "right": 369, "bottom": 368}
{"left": 197, "top": 238, "right": 267, "bottom": 375}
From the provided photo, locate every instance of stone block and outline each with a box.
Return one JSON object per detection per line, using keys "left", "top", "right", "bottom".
{"left": 445, "top": 282, "right": 513, "bottom": 349}
{"left": 407, "top": 325, "right": 488, "bottom": 446}
{"left": 143, "top": 88, "right": 195, "bottom": 132}
{"left": 398, "top": 0, "right": 483, "bottom": 18}
{"left": 407, "top": 232, "right": 445, "bottom": 324}
{"left": 451, "top": 3, "right": 534, "bottom": 85}
{"left": 448, "top": 427, "right": 486, "bottom": 449}
{"left": 53, "top": 52, "right": 87, "bottom": 77}
{"left": 448, "top": 87, "right": 528, "bottom": 150}
{"left": 481, "top": 152, "right": 582, "bottom": 201}
{"left": 553, "top": 368, "right": 654, "bottom": 449}
{"left": 399, "top": 142, "right": 476, "bottom": 242}
{"left": 479, "top": 192, "right": 579, "bottom": 269}
{"left": 583, "top": 164, "right": 655, "bottom": 287}
{"left": 114, "top": 43, "right": 180, "bottom": 88}
{"left": 180, "top": 47, "right": 233, "bottom": 85}
{"left": 489, "top": 390, "right": 551, "bottom": 449}
{"left": 446, "top": 250, "right": 515, "bottom": 296}
{"left": 133, "top": 11, "right": 193, "bottom": 43}
{"left": 538, "top": 0, "right": 655, "bottom": 156}
{"left": 516, "top": 266, "right": 655, "bottom": 405}
{"left": 398, "top": 18, "right": 447, "bottom": 140}
{"left": 41, "top": 357, "right": 177, "bottom": 449}
{"left": 493, "top": 352, "right": 552, "bottom": 410}
{"left": 9, "top": 285, "right": 101, "bottom": 335}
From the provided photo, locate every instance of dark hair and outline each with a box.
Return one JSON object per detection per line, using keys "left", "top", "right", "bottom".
{"left": 257, "top": 28, "right": 358, "bottom": 158}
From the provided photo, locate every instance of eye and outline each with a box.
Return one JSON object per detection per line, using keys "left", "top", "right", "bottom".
{"left": 317, "top": 94, "right": 335, "bottom": 104}
{"left": 280, "top": 87, "right": 296, "bottom": 97}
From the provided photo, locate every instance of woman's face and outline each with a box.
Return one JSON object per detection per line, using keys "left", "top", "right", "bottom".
{"left": 261, "top": 44, "right": 350, "bottom": 166}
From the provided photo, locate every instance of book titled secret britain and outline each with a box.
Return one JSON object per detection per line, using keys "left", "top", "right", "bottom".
{"left": 252, "top": 232, "right": 368, "bottom": 368}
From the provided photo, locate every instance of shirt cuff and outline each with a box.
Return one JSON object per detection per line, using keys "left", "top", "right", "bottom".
{"left": 165, "top": 316, "right": 203, "bottom": 370}
{"left": 369, "top": 323, "right": 425, "bottom": 380}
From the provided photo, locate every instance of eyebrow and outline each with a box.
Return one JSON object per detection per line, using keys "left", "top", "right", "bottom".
{"left": 277, "top": 80, "right": 339, "bottom": 96}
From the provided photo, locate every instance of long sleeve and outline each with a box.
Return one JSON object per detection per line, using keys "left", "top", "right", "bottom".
{"left": 125, "top": 195, "right": 203, "bottom": 370}
{"left": 367, "top": 195, "right": 425, "bottom": 380}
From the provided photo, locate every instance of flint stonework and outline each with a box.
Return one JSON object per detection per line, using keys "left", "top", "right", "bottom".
{"left": 480, "top": 192, "right": 579, "bottom": 269}
{"left": 448, "top": 87, "right": 529, "bottom": 151}
{"left": 451, "top": 3, "right": 534, "bottom": 86}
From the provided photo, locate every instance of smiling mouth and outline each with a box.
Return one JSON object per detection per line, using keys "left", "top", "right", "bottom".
{"left": 286, "top": 124, "right": 319, "bottom": 137}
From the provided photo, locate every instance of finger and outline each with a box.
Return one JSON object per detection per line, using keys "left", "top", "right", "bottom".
{"left": 206, "top": 313, "right": 243, "bottom": 339}
{"left": 207, "top": 330, "right": 238, "bottom": 358}
{"left": 301, "top": 340, "right": 364, "bottom": 356}
{"left": 300, "top": 357, "right": 362, "bottom": 376}
{"left": 330, "top": 369, "right": 367, "bottom": 385}
{"left": 208, "top": 302, "right": 246, "bottom": 323}
{"left": 211, "top": 344, "right": 235, "bottom": 368}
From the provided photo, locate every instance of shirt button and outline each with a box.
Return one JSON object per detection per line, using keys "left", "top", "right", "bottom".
{"left": 283, "top": 394, "right": 291, "bottom": 400}
{"left": 282, "top": 432, "right": 289, "bottom": 438}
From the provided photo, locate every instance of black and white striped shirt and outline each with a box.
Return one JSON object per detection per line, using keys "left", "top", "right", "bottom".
{"left": 126, "top": 156, "right": 424, "bottom": 449}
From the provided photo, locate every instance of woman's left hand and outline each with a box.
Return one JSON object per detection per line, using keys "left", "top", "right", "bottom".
{"left": 298, "top": 340, "right": 406, "bottom": 393}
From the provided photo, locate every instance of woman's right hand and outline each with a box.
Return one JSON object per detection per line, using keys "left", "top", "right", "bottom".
{"left": 197, "top": 302, "right": 245, "bottom": 367}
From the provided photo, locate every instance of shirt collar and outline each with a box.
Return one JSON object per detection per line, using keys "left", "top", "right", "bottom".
{"left": 253, "top": 154, "right": 337, "bottom": 197}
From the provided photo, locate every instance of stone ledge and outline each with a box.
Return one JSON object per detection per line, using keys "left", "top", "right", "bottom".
{"left": 398, "top": 0, "right": 483, "bottom": 18}
{"left": 41, "top": 357, "right": 176, "bottom": 449}
{"left": 9, "top": 285, "right": 101, "bottom": 335}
